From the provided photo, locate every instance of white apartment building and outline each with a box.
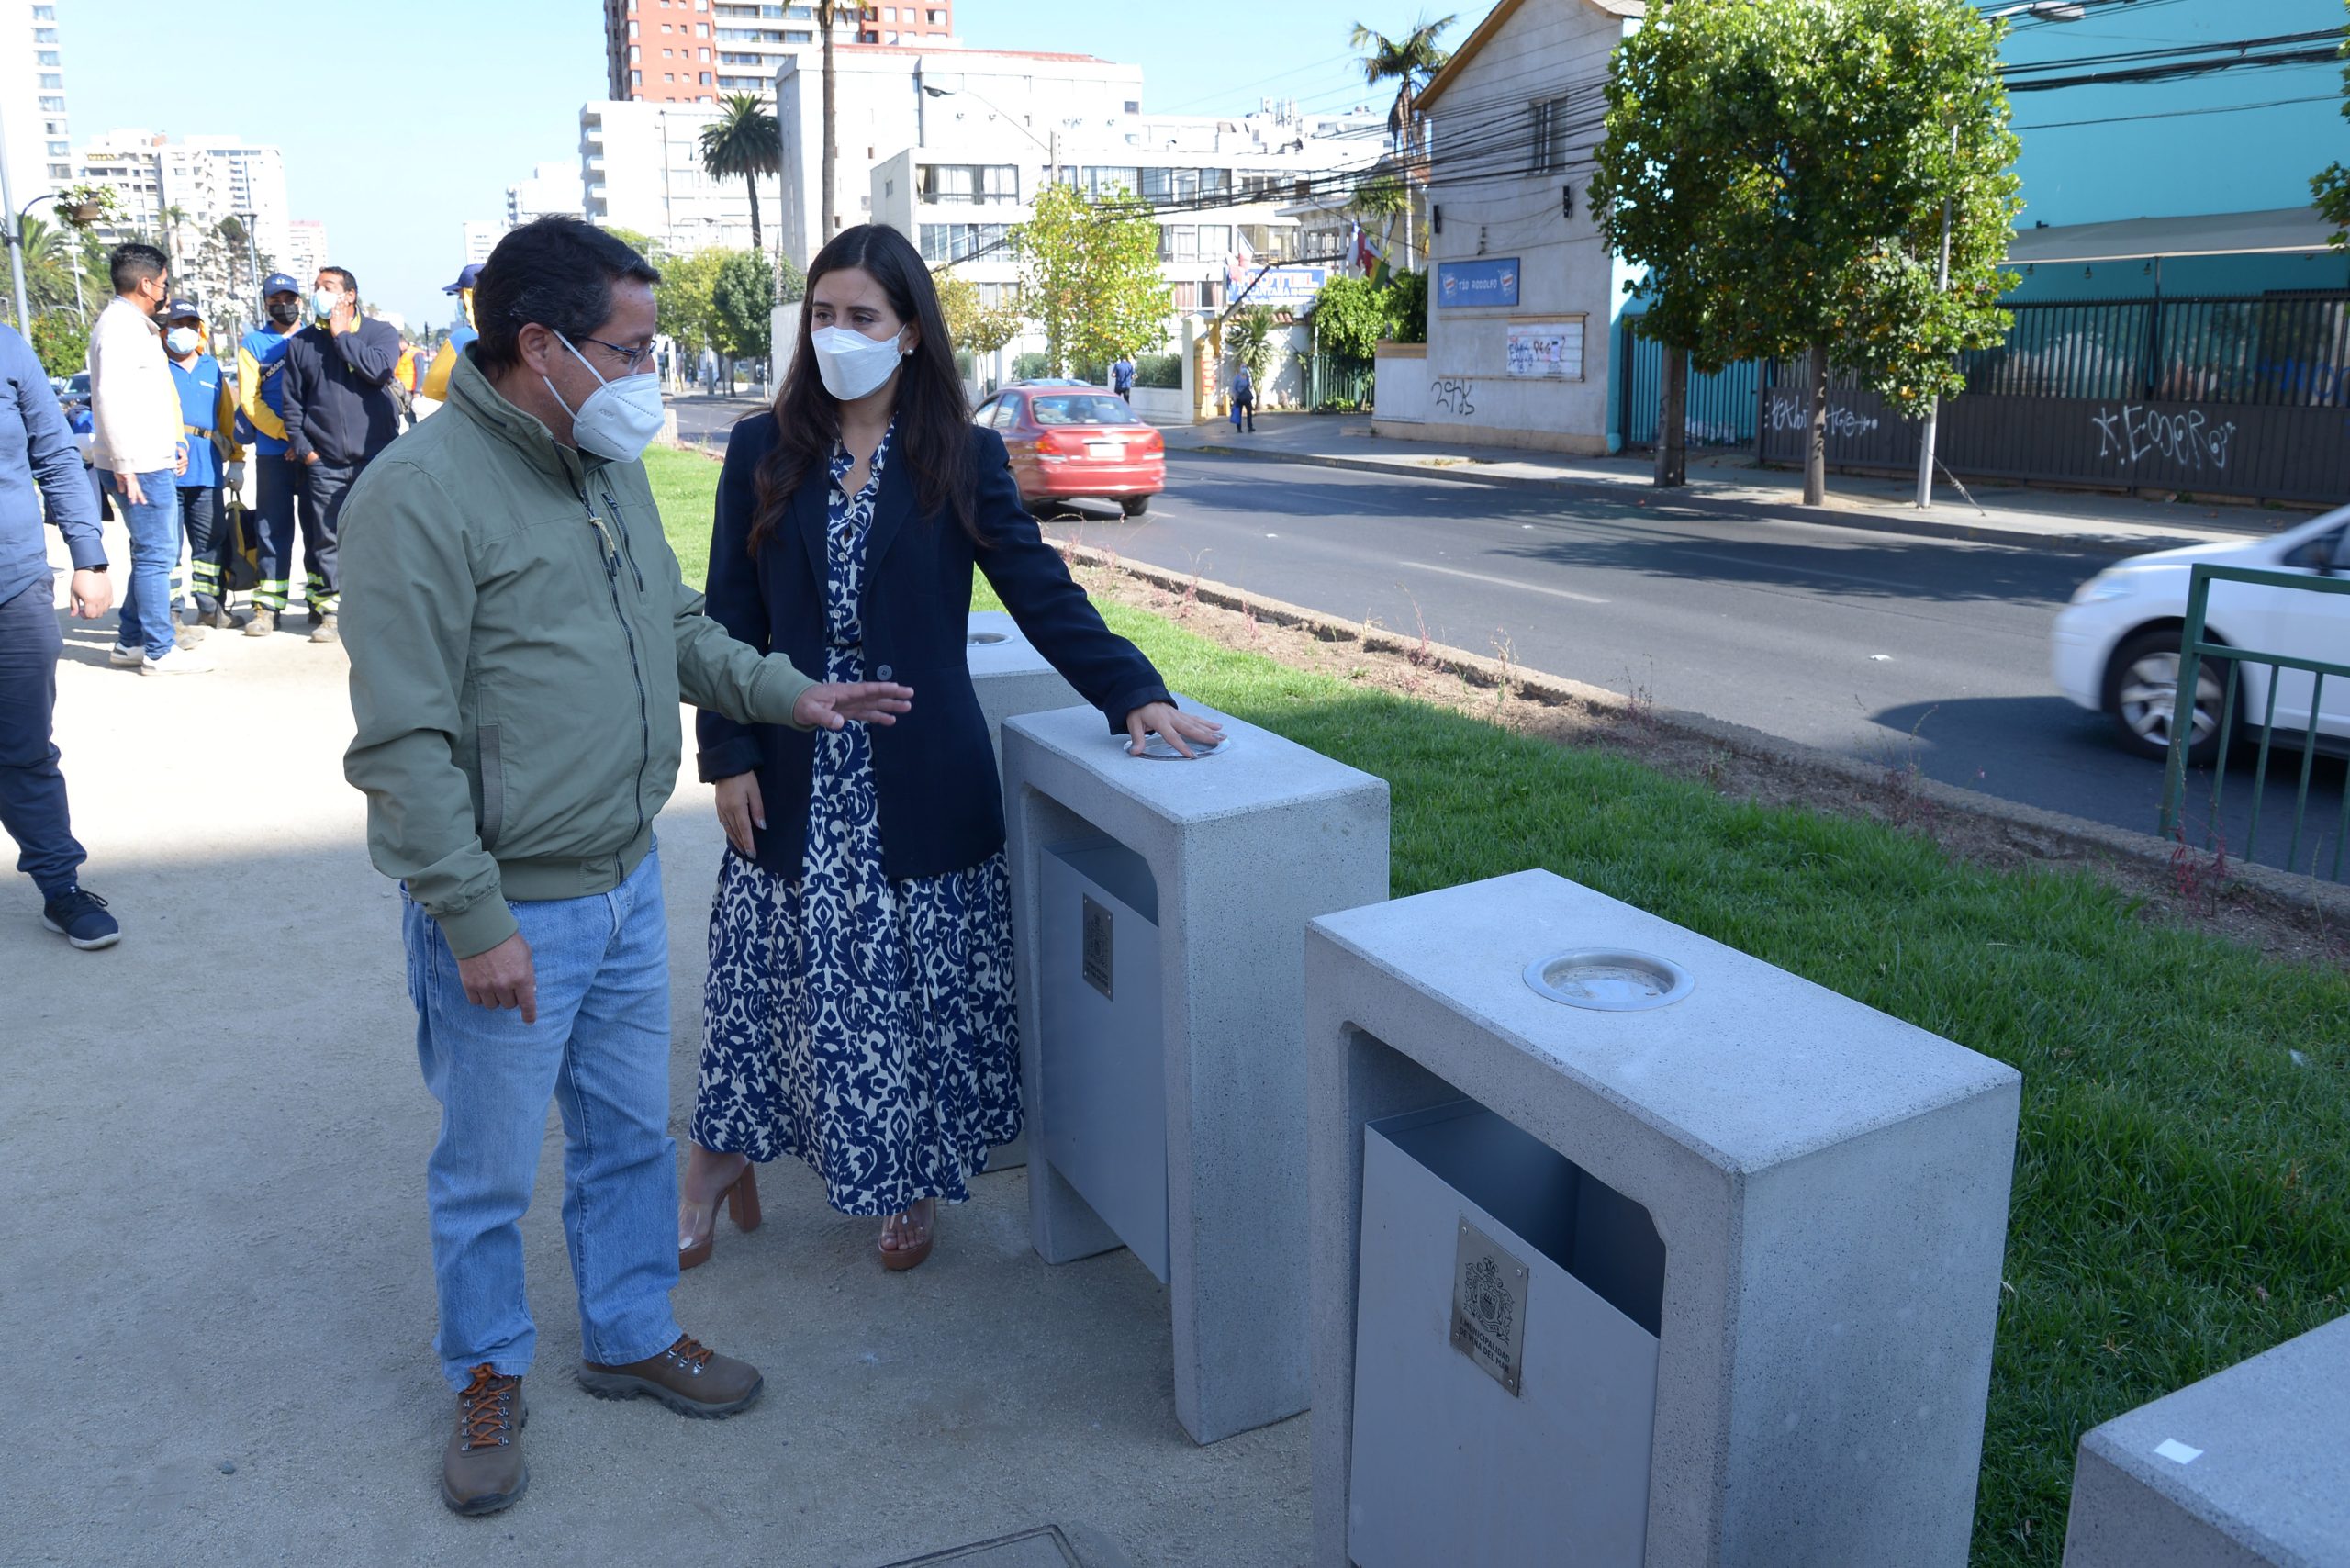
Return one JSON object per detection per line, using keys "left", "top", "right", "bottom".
{"left": 284, "top": 218, "right": 329, "bottom": 286}
{"left": 0, "top": 0, "right": 72, "bottom": 234}
{"left": 508, "top": 160, "right": 583, "bottom": 227}
{"left": 581, "top": 99, "right": 782, "bottom": 253}
{"left": 69, "top": 129, "right": 295, "bottom": 313}
{"left": 777, "top": 45, "right": 1146, "bottom": 268}
{"left": 460, "top": 220, "right": 504, "bottom": 267}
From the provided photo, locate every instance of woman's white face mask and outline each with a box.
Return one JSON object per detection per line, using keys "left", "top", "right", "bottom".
{"left": 811, "top": 322, "right": 909, "bottom": 403}
{"left": 544, "top": 330, "right": 666, "bottom": 462}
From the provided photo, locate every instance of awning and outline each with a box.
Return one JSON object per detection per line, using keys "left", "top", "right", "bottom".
{"left": 2007, "top": 207, "right": 2339, "bottom": 265}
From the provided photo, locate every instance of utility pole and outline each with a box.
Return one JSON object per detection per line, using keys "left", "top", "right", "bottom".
{"left": 1914, "top": 125, "right": 1957, "bottom": 510}
{"left": 0, "top": 115, "right": 31, "bottom": 335}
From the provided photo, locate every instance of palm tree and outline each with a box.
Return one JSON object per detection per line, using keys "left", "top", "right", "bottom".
{"left": 14, "top": 217, "right": 78, "bottom": 312}
{"left": 1348, "top": 13, "right": 1456, "bottom": 267}
{"left": 814, "top": 1, "right": 850, "bottom": 241}
{"left": 699, "top": 93, "right": 782, "bottom": 251}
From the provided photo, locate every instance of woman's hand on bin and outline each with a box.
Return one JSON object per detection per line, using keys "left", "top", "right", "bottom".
{"left": 1125, "top": 702, "right": 1224, "bottom": 759}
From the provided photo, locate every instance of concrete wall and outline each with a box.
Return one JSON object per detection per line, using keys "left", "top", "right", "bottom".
{"left": 1372, "top": 342, "right": 1428, "bottom": 424}
{"left": 1416, "top": 1, "right": 1636, "bottom": 456}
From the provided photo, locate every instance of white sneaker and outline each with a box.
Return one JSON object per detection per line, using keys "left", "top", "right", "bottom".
{"left": 108, "top": 644, "right": 143, "bottom": 667}
{"left": 141, "top": 645, "right": 218, "bottom": 676}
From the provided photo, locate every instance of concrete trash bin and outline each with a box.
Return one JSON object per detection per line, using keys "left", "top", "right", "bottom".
{"left": 1307, "top": 869, "right": 2022, "bottom": 1568}
{"left": 1003, "top": 698, "right": 1390, "bottom": 1445}
{"left": 2062, "top": 1313, "right": 2350, "bottom": 1567}
{"left": 968, "top": 611, "right": 1080, "bottom": 1172}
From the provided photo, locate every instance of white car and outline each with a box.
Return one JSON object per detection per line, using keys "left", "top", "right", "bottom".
{"left": 2053, "top": 507, "right": 2350, "bottom": 766}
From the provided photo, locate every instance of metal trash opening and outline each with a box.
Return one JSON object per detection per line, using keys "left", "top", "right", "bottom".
{"left": 967, "top": 631, "right": 1011, "bottom": 645}
{"left": 1122, "top": 734, "right": 1233, "bottom": 762}
{"left": 1526, "top": 949, "right": 1693, "bottom": 1012}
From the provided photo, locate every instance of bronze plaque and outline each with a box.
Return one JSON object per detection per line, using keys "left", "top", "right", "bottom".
{"left": 1450, "top": 1217, "right": 1529, "bottom": 1397}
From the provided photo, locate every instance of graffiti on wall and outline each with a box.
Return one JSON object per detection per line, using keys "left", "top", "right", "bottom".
{"left": 1430, "top": 377, "right": 1477, "bottom": 419}
{"left": 2089, "top": 403, "right": 2239, "bottom": 474}
{"left": 1765, "top": 392, "right": 1879, "bottom": 439}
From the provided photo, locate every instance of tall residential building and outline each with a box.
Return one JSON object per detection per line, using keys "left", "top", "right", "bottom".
{"left": 507, "top": 160, "right": 584, "bottom": 227}
{"left": 0, "top": 0, "right": 73, "bottom": 222}
{"left": 580, "top": 99, "right": 781, "bottom": 252}
{"left": 600, "top": 1, "right": 952, "bottom": 106}
{"left": 69, "top": 129, "right": 292, "bottom": 312}
{"left": 460, "top": 220, "right": 504, "bottom": 267}
{"left": 284, "top": 218, "right": 328, "bottom": 286}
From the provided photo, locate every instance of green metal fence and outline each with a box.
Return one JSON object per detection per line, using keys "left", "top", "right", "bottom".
{"left": 2158, "top": 564, "right": 2350, "bottom": 881}
{"left": 1304, "top": 352, "right": 1375, "bottom": 412}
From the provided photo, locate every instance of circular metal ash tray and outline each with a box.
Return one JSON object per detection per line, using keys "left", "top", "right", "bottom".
{"left": 1524, "top": 949, "right": 1694, "bottom": 1011}
{"left": 1120, "top": 734, "right": 1233, "bottom": 761}
{"left": 966, "top": 631, "right": 1011, "bottom": 645}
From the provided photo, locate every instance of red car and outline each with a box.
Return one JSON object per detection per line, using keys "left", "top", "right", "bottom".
{"left": 974, "top": 382, "right": 1165, "bottom": 517}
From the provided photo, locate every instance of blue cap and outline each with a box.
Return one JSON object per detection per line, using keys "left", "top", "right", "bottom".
{"left": 261, "top": 272, "right": 301, "bottom": 297}
{"left": 442, "top": 263, "right": 483, "bottom": 295}
{"left": 164, "top": 297, "right": 201, "bottom": 321}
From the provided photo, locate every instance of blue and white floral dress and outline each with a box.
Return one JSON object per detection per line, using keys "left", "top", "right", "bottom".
{"left": 694, "top": 424, "right": 1023, "bottom": 1217}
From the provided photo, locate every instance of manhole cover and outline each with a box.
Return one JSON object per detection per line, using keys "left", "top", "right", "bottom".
{"left": 1524, "top": 949, "right": 1693, "bottom": 1011}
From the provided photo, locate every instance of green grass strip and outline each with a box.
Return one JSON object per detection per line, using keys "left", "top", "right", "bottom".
{"left": 650, "top": 442, "right": 2347, "bottom": 1566}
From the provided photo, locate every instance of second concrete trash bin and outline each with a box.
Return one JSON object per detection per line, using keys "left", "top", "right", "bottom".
{"left": 1307, "top": 869, "right": 2022, "bottom": 1567}
{"left": 1004, "top": 698, "right": 1389, "bottom": 1445}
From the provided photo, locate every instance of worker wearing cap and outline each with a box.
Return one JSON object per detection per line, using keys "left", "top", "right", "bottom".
{"left": 420, "top": 263, "right": 481, "bottom": 404}
{"left": 237, "top": 271, "right": 305, "bottom": 635}
{"left": 162, "top": 299, "right": 243, "bottom": 630}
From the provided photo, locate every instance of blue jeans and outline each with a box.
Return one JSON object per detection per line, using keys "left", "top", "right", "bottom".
{"left": 110, "top": 467, "right": 180, "bottom": 659}
{"left": 0, "top": 580, "right": 84, "bottom": 896}
{"left": 404, "top": 846, "right": 682, "bottom": 1391}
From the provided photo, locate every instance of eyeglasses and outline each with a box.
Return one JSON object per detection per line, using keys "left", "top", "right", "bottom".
{"left": 578, "top": 334, "right": 656, "bottom": 373}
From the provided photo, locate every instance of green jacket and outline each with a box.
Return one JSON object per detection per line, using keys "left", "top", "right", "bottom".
{"left": 340, "top": 349, "right": 816, "bottom": 958}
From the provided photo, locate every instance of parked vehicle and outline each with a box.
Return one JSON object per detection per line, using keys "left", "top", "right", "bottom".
{"left": 2053, "top": 506, "right": 2350, "bottom": 766}
{"left": 973, "top": 384, "right": 1165, "bottom": 517}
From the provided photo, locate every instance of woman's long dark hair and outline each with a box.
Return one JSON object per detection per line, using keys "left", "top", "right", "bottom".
{"left": 749, "top": 223, "right": 979, "bottom": 553}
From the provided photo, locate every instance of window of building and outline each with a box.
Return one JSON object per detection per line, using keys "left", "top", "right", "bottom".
{"left": 697, "top": 21, "right": 709, "bottom": 33}
{"left": 699, "top": 46, "right": 709, "bottom": 58}
{"left": 1123, "top": 100, "right": 1141, "bottom": 115}
{"left": 665, "top": 71, "right": 676, "bottom": 80}
{"left": 33, "top": 24, "right": 56, "bottom": 39}
{"left": 48, "top": 162, "right": 70, "bottom": 178}
{"left": 1197, "top": 224, "right": 1230, "bottom": 256}
{"left": 1084, "top": 166, "right": 1139, "bottom": 197}
{"left": 882, "top": 5, "right": 894, "bottom": 16}
{"left": 38, "top": 73, "right": 62, "bottom": 88}
{"left": 918, "top": 222, "right": 1011, "bottom": 263}
{"left": 629, "top": 42, "right": 641, "bottom": 59}
{"left": 1531, "top": 95, "right": 1572, "bottom": 174}
{"left": 700, "top": 71, "right": 712, "bottom": 83}
{"left": 929, "top": 8, "right": 946, "bottom": 21}
{"left": 1172, "top": 226, "right": 1198, "bottom": 261}
{"left": 36, "top": 49, "right": 60, "bottom": 64}
{"left": 46, "top": 140, "right": 68, "bottom": 156}
{"left": 631, "top": 69, "right": 643, "bottom": 84}
{"left": 1172, "top": 282, "right": 1197, "bottom": 309}
{"left": 664, "top": 47, "right": 675, "bottom": 56}
{"left": 921, "top": 163, "right": 1018, "bottom": 206}
{"left": 628, "top": 17, "right": 639, "bottom": 33}
{"left": 33, "top": 4, "right": 57, "bottom": 17}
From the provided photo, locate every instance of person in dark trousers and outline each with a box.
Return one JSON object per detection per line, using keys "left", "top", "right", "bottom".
{"left": 238, "top": 271, "right": 305, "bottom": 633}
{"left": 277, "top": 263, "right": 402, "bottom": 644}
{"left": 162, "top": 299, "right": 244, "bottom": 630}
{"left": 1230, "top": 363, "right": 1257, "bottom": 431}
{"left": 0, "top": 320, "right": 120, "bottom": 949}
{"left": 1111, "top": 353, "right": 1135, "bottom": 399}
{"left": 679, "top": 223, "right": 1220, "bottom": 1277}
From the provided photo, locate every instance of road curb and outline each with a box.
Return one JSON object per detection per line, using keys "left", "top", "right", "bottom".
{"left": 1052, "top": 539, "right": 2340, "bottom": 917}
{"left": 1181, "top": 444, "right": 2253, "bottom": 559}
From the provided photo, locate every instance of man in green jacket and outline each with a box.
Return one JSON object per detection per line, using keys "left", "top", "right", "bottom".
{"left": 340, "top": 217, "right": 911, "bottom": 1518}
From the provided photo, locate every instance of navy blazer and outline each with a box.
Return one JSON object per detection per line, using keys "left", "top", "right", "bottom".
{"left": 695, "top": 414, "right": 1172, "bottom": 883}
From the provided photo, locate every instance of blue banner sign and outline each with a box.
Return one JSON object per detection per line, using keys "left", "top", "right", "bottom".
{"left": 1238, "top": 264, "right": 1336, "bottom": 310}
{"left": 1437, "top": 257, "right": 1520, "bottom": 308}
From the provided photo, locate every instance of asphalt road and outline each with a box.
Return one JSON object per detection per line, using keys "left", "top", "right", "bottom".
{"left": 1042, "top": 452, "right": 2344, "bottom": 879}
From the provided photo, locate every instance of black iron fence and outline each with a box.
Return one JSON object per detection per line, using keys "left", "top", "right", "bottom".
{"left": 1959, "top": 294, "right": 2350, "bottom": 407}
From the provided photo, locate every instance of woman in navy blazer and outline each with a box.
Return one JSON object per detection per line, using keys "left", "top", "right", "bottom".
{"left": 682, "top": 224, "right": 1221, "bottom": 1271}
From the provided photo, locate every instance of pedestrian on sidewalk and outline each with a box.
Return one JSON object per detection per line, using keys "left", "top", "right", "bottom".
{"left": 339, "top": 215, "right": 912, "bottom": 1518}
{"left": 678, "top": 222, "right": 1221, "bottom": 1277}
{"left": 1111, "top": 353, "right": 1135, "bottom": 399}
{"left": 277, "top": 264, "right": 402, "bottom": 645}
{"left": 699, "top": 342, "right": 718, "bottom": 395}
{"left": 0, "top": 321, "right": 120, "bottom": 949}
{"left": 162, "top": 300, "right": 244, "bottom": 632}
{"left": 89, "top": 243, "right": 212, "bottom": 676}
{"left": 1229, "top": 363, "right": 1257, "bottom": 432}
{"left": 236, "top": 272, "right": 304, "bottom": 635}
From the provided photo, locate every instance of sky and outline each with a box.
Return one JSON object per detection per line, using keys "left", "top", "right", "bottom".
{"left": 62, "top": 0, "right": 1396, "bottom": 332}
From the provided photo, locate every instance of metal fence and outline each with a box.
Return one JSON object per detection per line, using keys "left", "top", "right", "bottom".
{"left": 1617, "top": 322, "right": 1762, "bottom": 449}
{"left": 1960, "top": 294, "right": 2350, "bottom": 407}
{"left": 1304, "top": 352, "right": 1376, "bottom": 412}
{"left": 2159, "top": 565, "right": 2350, "bottom": 883}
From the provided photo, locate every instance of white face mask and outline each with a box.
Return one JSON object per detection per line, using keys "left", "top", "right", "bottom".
{"left": 545, "top": 330, "right": 666, "bottom": 462}
{"left": 166, "top": 327, "right": 201, "bottom": 356}
{"left": 811, "top": 323, "right": 908, "bottom": 403}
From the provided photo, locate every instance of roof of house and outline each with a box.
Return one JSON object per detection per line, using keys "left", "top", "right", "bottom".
{"left": 1416, "top": 0, "right": 1645, "bottom": 116}
{"left": 2007, "top": 207, "right": 2339, "bottom": 264}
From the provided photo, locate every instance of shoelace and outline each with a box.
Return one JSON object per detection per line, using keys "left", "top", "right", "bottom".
{"left": 54, "top": 889, "right": 108, "bottom": 920}
{"left": 456, "top": 1365, "right": 519, "bottom": 1450}
{"left": 663, "top": 1335, "right": 714, "bottom": 1373}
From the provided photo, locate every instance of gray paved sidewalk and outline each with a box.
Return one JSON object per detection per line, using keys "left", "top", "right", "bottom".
{"left": 1160, "top": 413, "right": 2319, "bottom": 557}
{"left": 0, "top": 601, "right": 1303, "bottom": 1566}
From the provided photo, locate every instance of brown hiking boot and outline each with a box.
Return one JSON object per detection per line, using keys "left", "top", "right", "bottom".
{"left": 577, "top": 1333, "right": 762, "bottom": 1418}
{"left": 441, "top": 1364, "right": 527, "bottom": 1517}
{"left": 243, "top": 609, "right": 275, "bottom": 637}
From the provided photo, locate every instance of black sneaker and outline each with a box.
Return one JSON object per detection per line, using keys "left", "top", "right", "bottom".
{"left": 40, "top": 887, "right": 119, "bottom": 950}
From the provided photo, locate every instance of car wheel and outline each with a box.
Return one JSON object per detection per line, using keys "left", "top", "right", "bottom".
{"left": 1119, "top": 494, "right": 1151, "bottom": 518}
{"left": 2105, "top": 629, "right": 2231, "bottom": 767}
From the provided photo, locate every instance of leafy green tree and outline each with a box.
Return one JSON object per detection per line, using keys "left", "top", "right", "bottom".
{"left": 1013, "top": 183, "right": 1170, "bottom": 375}
{"left": 1309, "top": 274, "right": 1395, "bottom": 361}
{"left": 30, "top": 310, "right": 90, "bottom": 379}
{"left": 652, "top": 247, "right": 722, "bottom": 355}
{"left": 1385, "top": 269, "right": 1427, "bottom": 343}
{"left": 699, "top": 94, "right": 782, "bottom": 252}
{"left": 1225, "top": 305, "right": 1283, "bottom": 391}
{"left": 712, "top": 248, "right": 776, "bottom": 360}
{"left": 14, "top": 217, "right": 80, "bottom": 313}
{"left": 933, "top": 266, "right": 1022, "bottom": 357}
{"left": 2313, "top": 3, "right": 2349, "bottom": 247}
{"left": 1594, "top": 0, "right": 2021, "bottom": 505}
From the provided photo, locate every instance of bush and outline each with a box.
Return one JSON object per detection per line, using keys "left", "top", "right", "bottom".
{"left": 1386, "top": 269, "right": 1427, "bottom": 343}
{"left": 1134, "top": 353, "right": 1183, "bottom": 389}
{"left": 1012, "top": 352, "right": 1051, "bottom": 381}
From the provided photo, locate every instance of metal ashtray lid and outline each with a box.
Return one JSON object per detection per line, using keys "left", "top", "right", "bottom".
{"left": 1121, "top": 733, "right": 1231, "bottom": 761}
{"left": 966, "top": 631, "right": 1010, "bottom": 645}
{"left": 1524, "top": 949, "right": 1694, "bottom": 1011}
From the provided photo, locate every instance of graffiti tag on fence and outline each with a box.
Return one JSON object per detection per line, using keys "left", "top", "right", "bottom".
{"left": 1431, "top": 377, "right": 1477, "bottom": 419}
{"left": 1766, "top": 392, "right": 1879, "bottom": 438}
{"left": 2089, "top": 403, "right": 2238, "bottom": 474}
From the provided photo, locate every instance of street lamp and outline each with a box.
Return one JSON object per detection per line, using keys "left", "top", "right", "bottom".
{"left": 921, "top": 83, "right": 1058, "bottom": 185}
